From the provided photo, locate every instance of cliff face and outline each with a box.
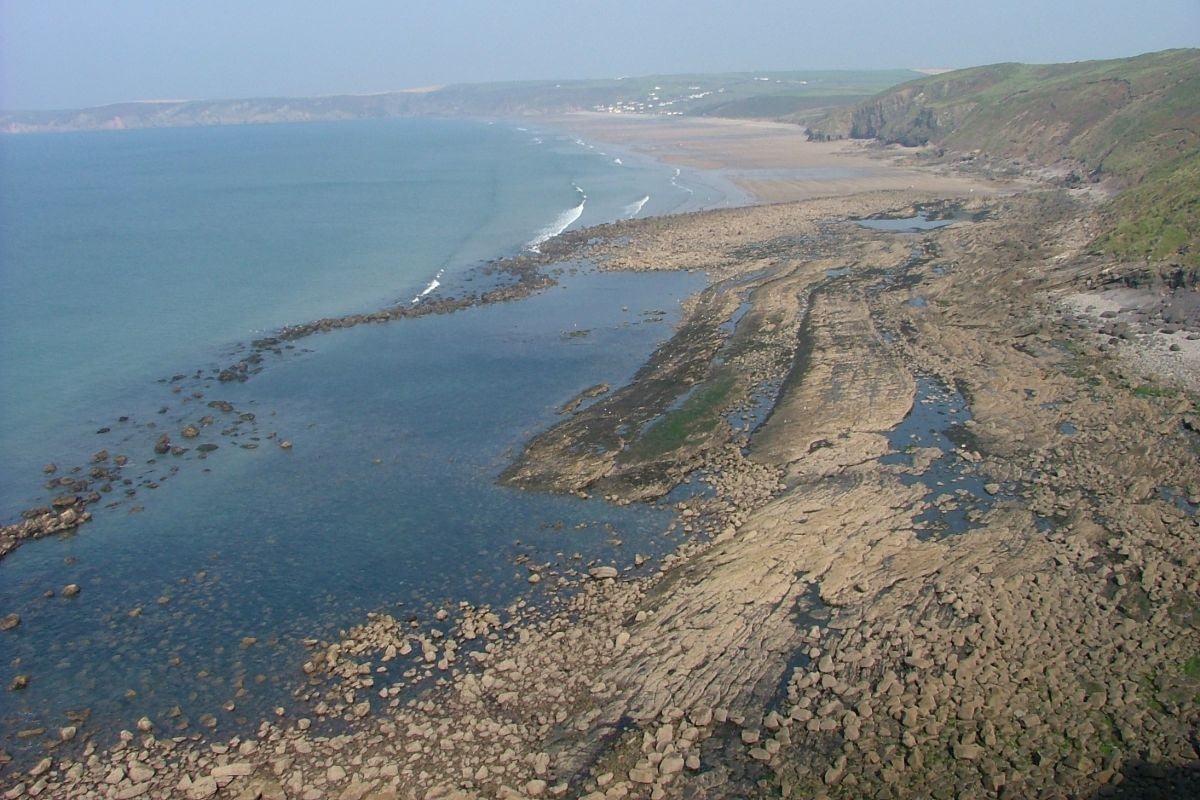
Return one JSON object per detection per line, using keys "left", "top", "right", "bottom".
{"left": 814, "top": 50, "right": 1200, "bottom": 266}
{"left": 820, "top": 51, "right": 1198, "bottom": 176}
{"left": 846, "top": 66, "right": 1014, "bottom": 145}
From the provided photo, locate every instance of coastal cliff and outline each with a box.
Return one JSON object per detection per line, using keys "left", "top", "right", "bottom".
{"left": 811, "top": 49, "right": 1200, "bottom": 268}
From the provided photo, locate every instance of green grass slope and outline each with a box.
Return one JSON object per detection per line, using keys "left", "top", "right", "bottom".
{"left": 1098, "top": 149, "right": 1200, "bottom": 268}
{"left": 812, "top": 50, "right": 1200, "bottom": 266}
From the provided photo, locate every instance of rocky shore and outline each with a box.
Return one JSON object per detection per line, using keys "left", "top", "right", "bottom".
{"left": 3, "top": 172, "right": 1198, "bottom": 799}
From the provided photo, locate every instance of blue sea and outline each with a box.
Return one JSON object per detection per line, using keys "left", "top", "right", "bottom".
{"left": 0, "top": 118, "right": 735, "bottom": 759}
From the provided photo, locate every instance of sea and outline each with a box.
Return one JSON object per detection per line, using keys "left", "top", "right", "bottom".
{"left": 0, "top": 117, "right": 740, "bottom": 761}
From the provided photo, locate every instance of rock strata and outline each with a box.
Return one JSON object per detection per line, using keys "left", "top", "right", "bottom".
{"left": 3, "top": 169, "right": 1197, "bottom": 799}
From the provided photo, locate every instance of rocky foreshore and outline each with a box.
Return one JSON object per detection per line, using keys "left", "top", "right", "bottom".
{"left": 3, "top": 177, "right": 1199, "bottom": 799}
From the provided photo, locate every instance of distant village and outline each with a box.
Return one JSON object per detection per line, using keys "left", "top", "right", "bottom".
{"left": 593, "top": 78, "right": 807, "bottom": 114}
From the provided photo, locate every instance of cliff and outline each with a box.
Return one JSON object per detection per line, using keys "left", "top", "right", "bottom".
{"left": 811, "top": 49, "right": 1200, "bottom": 266}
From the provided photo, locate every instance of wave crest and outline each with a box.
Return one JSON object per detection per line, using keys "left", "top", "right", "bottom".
{"left": 623, "top": 195, "right": 650, "bottom": 218}
{"left": 527, "top": 184, "right": 587, "bottom": 252}
{"left": 411, "top": 269, "right": 445, "bottom": 304}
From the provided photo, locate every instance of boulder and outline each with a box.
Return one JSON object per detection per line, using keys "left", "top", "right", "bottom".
{"left": 629, "top": 767, "right": 656, "bottom": 784}
{"left": 187, "top": 776, "right": 218, "bottom": 799}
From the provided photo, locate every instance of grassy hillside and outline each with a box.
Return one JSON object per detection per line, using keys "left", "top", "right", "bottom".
{"left": 813, "top": 50, "right": 1199, "bottom": 266}
{"left": 437, "top": 69, "right": 918, "bottom": 120}
{"left": 0, "top": 69, "right": 918, "bottom": 133}
{"left": 1098, "top": 149, "right": 1200, "bottom": 268}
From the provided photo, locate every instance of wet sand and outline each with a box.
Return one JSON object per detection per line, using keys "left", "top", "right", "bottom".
{"left": 545, "top": 113, "right": 1002, "bottom": 203}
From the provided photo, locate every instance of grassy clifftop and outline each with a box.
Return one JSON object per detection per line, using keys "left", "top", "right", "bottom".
{"left": 812, "top": 50, "right": 1200, "bottom": 266}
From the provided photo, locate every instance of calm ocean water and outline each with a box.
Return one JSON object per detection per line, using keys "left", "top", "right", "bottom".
{"left": 0, "top": 118, "right": 728, "bottom": 759}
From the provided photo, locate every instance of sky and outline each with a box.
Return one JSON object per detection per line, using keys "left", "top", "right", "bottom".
{"left": 0, "top": 0, "right": 1197, "bottom": 110}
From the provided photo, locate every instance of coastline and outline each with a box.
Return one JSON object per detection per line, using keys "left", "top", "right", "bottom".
{"left": 539, "top": 113, "right": 1003, "bottom": 205}
{"left": 0, "top": 116, "right": 755, "bottom": 564}
{"left": 3, "top": 117, "right": 1199, "bottom": 799}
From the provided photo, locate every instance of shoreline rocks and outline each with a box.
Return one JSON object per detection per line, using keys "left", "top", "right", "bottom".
{"left": 2, "top": 183, "right": 1197, "bottom": 799}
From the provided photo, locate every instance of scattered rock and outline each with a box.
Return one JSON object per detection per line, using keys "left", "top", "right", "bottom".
{"left": 629, "top": 767, "right": 656, "bottom": 784}
{"left": 186, "top": 775, "right": 218, "bottom": 799}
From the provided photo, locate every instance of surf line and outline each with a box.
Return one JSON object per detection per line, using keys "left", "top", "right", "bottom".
{"left": 527, "top": 183, "right": 587, "bottom": 253}
{"left": 623, "top": 195, "right": 650, "bottom": 219}
{"left": 670, "top": 168, "right": 695, "bottom": 197}
{"left": 411, "top": 269, "right": 445, "bottom": 304}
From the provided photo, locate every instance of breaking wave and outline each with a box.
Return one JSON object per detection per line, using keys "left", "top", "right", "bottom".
{"left": 527, "top": 184, "right": 587, "bottom": 252}
{"left": 670, "top": 168, "right": 695, "bottom": 197}
{"left": 411, "top": 269, "right": 444, "bottom": 304}
{"left": 623, "top": 195, "right": 650, "bottom": 218}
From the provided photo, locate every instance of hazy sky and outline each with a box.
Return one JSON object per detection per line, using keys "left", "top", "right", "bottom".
{"left": 1, "top": 0, "right": 1196, "bottom": 109}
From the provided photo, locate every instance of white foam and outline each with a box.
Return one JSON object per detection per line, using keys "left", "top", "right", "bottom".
{"left": 670, "top": 168, "right": 695, "bottom": 196}
{"left": 411, "top": 269, "right": 445, "bottom": 304}
{"left": 623, "top": 195, "right": 650, "bottom": 218}
{"left": 613, "top": 157, "right": 623, "bottom": 165}
{"left": 527, "top": 185, "right": 587, "bottom": 253}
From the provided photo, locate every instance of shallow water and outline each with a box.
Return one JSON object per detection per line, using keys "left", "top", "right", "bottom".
{"left": 0, "top": 119, "right": 722, "bottom": 513}
{"left": 0, "top": 119, "right": 722, "bottom": 762}
{"left": 880, "top": 377, "right": 998, "bottom": 538}
{"left": 0, "top": 265, "right": 706, "bottom": 758}
{"left": 855, "top": 214, "right": 955, "bottom": 232}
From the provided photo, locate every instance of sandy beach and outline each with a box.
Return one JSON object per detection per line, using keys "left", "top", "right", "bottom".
{"left": 546, "top": 113, "right": 1000, "bottom": 204}
{"left": 3, "top": 115, "right": 1198, "bottom": 800}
